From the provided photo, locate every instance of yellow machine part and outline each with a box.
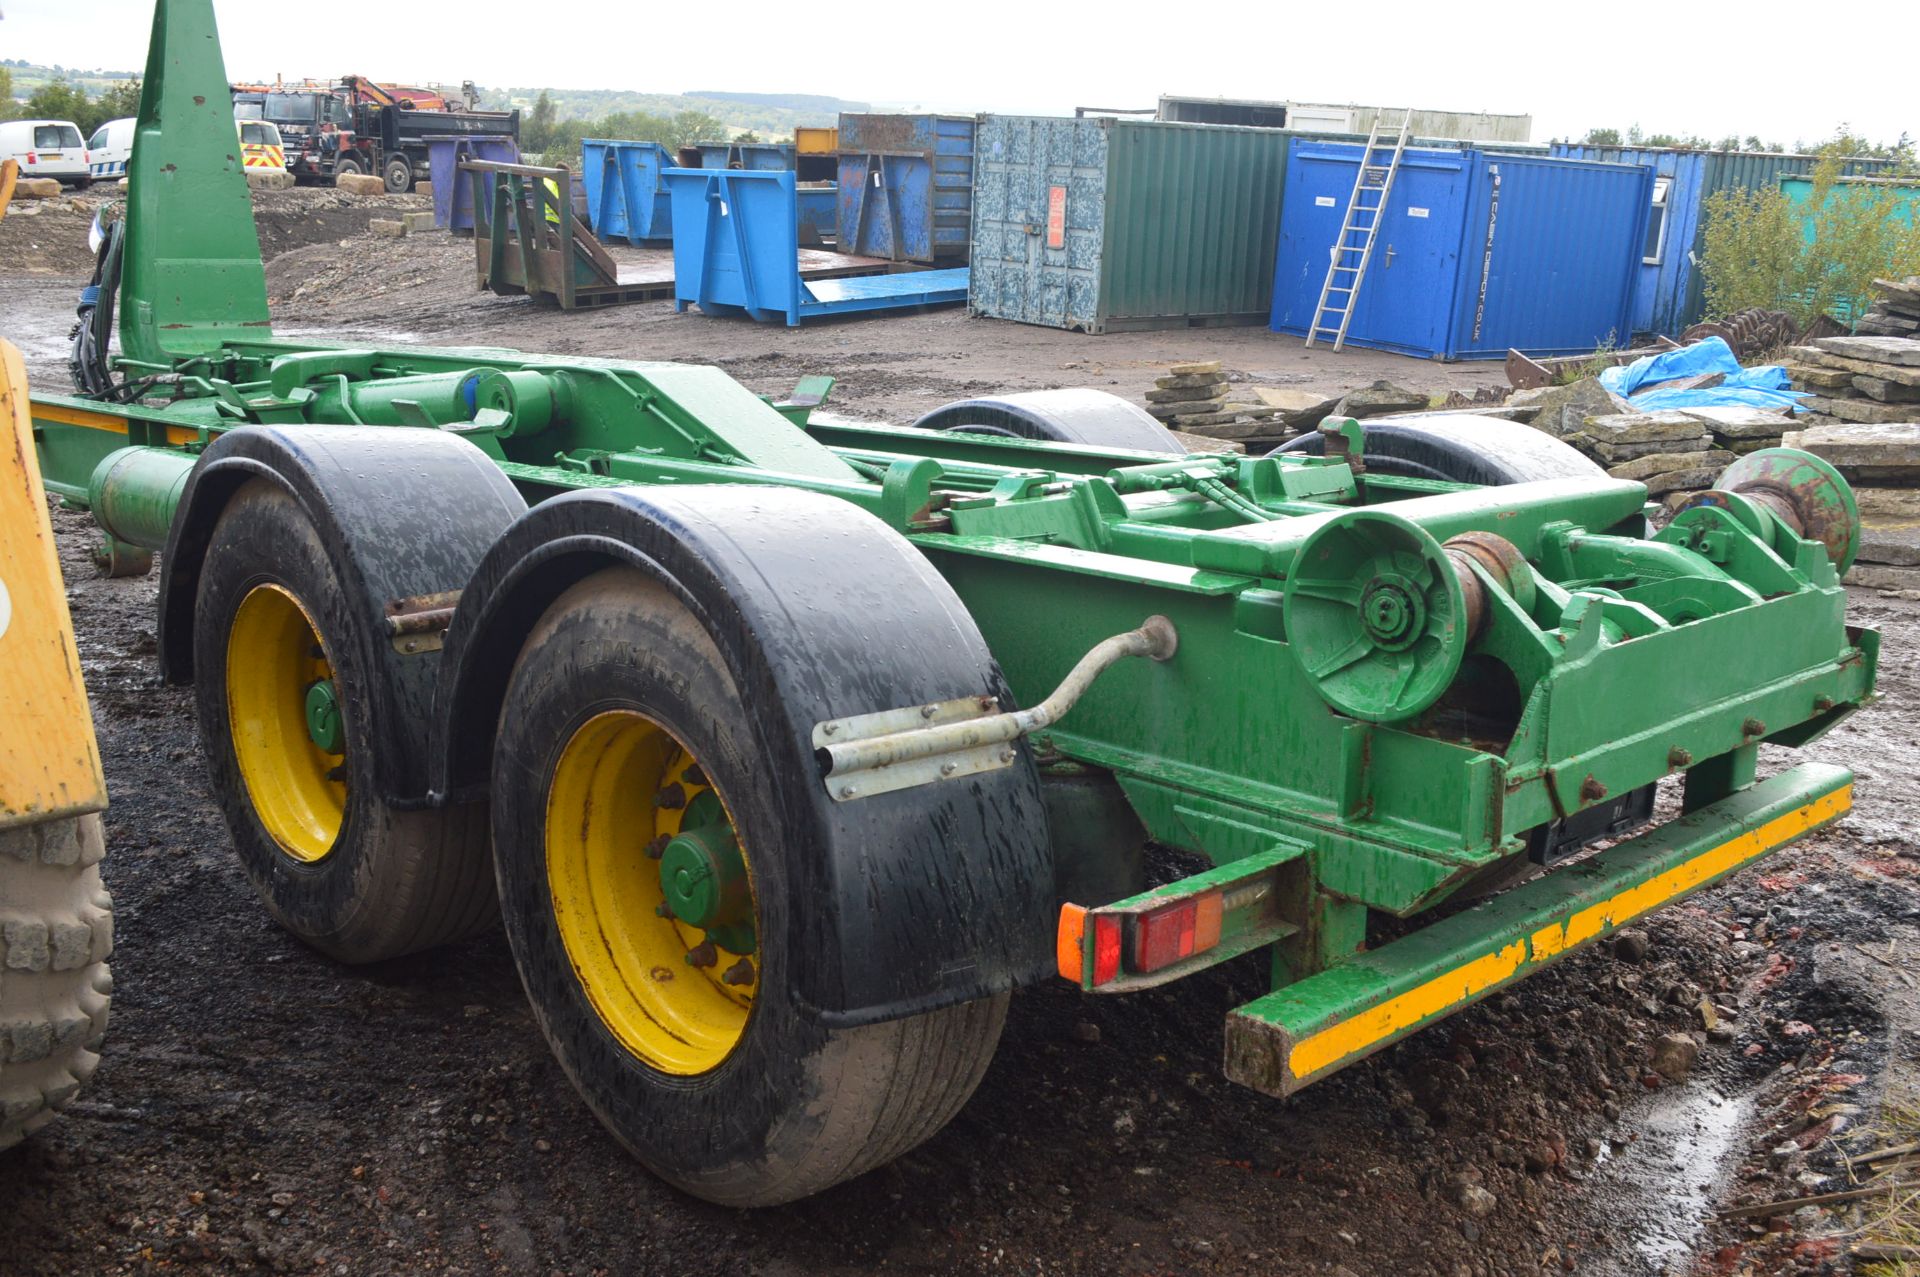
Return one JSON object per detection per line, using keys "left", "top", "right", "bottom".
{"left": 0, "top": 159, "right": 17, "bottom": 220}
{"left": 0, "top": 339, "right": 107, "bottom": 825}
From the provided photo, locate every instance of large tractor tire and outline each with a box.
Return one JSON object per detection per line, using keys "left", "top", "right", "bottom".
{"left": 191, "top": 479, "right": 493, "bottom": 963}
{"left": 0, "top": 814, "right": 112, "bottom": 1151}
{"left": 915, "top": 388, "right": 1186, "bottom": 454}
{"left": 1275, "top": 413, "right": 1606, "bottom": 484}
{"left": 491, "top": 567, "right": 1008, "bottom": 1206}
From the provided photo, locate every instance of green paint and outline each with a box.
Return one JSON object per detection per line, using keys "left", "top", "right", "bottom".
{"left": 303, "top": 681, "right": 342, "bottom": 754}
{"left": 25, "top": 0, "right": 1884, "bottom": 1105}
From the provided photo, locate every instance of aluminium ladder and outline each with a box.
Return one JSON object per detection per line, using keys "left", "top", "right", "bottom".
{"left": 1305, "top": 110, "right": 1414, "bottom": 351}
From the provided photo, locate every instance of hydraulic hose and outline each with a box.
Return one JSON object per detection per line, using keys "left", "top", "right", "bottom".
{"left": 68, "top": 216, "right": 125, "bottom": 399}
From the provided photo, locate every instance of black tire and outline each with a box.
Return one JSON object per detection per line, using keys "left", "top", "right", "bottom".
{"left": 192, "top": 480, "right": 493, "bottom": 963}
{"left": 382, "top": 155, "right": 413, "bottom": 194}
{"left": 70, "top": 176, "right": 93, "bottom": 191}
{"left": 492, "top": 568, "right": 1007, "bottom": 1206}
{"left": 1274, "top": 413, "right": 1606, "bottom": 484}
{"left": 0, "top": 814, "right": 111, "bottom": 1152}
{"left": 915, "top": 388, "right": 1186, "bottom": 454}
{"left": 332, "top": 157, "right": 365, "bottom": 184}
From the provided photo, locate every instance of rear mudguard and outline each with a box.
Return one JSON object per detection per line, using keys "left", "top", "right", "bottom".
{"left": 157, "top": 426, "right": 527, "bottom": 806}
{"left": 431, "top": 486, "right": 1056, "bottom": 1026}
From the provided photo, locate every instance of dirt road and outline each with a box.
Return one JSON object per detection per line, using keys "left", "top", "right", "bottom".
{"left": 1, "top": 192, "right": 1915, "bottom": 1277}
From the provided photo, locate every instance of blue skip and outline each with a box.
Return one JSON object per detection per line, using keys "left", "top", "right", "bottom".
{"left": 664, "top": 169, "right": 968, "bottom": 326}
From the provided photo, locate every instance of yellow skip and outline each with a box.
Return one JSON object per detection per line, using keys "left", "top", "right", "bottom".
{"left": 1287, "top": 785, "right": 1852, "bottom": 1080}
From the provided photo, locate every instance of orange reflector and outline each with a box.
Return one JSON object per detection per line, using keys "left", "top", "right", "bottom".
{"left": 1056, "top": 902, "right": 1087, "bottom": 982}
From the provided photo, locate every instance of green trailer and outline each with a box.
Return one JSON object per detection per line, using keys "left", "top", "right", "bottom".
{"left": 25, "top": 0, "right": 1878, "bottom": 1207}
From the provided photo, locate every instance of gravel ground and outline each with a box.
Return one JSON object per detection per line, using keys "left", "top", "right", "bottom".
{"left": 1, "top": 188, "right": 1916, "bottom": 1277}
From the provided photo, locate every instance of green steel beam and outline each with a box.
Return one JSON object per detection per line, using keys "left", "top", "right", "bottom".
{"left": 1223, "top": 763, "right": 1853, "bottom": 1097}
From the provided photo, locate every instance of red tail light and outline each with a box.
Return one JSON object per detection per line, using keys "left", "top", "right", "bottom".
{"left": 26, "top": 152, "right": 36, "bottom": 164}
{"left": 1091, "top": 914, "right": 1122, "bottom": 985}
{"left": 1131, "top": 891, "right": 1225, "bottom": 974}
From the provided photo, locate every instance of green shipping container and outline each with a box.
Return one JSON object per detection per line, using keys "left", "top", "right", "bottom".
{"left": 968, "top": 116, "right": 1293, "bottom": 333}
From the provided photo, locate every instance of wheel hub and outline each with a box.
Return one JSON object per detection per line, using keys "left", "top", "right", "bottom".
{"left": 658, "top": 817, "right": 755, "bottom": 956}
{"left": 304, "top": 679, "right": 342, "bottom": 753}
{"left": 1360, "top": 576, "right": 1423, "bottom": 650}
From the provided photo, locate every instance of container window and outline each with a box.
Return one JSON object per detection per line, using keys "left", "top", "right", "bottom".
{"left": 1643, "top": 176, "right": 1671, "bottom": 266}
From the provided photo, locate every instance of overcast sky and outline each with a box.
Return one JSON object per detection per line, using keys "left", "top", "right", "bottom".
{"left": 4, "top": 0, "right": 1912, "bottom": 150}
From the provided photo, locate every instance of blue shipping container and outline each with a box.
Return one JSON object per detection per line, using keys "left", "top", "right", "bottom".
{"left": 1272, "top": 144, "right": 1650, "bottom": 360}
{"left": 1549, "top": 144, "right": 1895, "bottom": 335}
{"left": 581, "top": 139, "right": 676, "bottom": 244}
{"left": 836, "top": 114, "right": 975, "bottom": 263}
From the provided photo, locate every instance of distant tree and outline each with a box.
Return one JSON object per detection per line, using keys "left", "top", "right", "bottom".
{"left": 1582, "top": 126, "right": 1622, "bottom": 146}
{"left": 26, "top": 79, "right": 94, "bottom": 132}
{"left": 0, "top": 67, "right": 15, "bottom": 122}
{"left": 734, "top": 130, "right": 761, "bottom": 144}
{"left": 94, "top": 77, "right": 141, "bottom": 124}
{"left": 527, "top": 90, "right": 556, "bottom": 151}
{"left": 662, "top": 109, "right": 725, "bottom": 150}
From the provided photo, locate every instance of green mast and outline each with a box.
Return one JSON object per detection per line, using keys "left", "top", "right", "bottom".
{"left": 119, "top": 0, "right": 271, "bottom": 365}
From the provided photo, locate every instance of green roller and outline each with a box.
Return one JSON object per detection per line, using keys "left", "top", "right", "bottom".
{"left": 86, "top": 446, "right": 197, "bottom": 551}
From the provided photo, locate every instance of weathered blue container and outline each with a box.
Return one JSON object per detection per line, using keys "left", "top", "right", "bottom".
{"left": 836, "top": 113, "right": 976, "bottom": 263}
{"left": 1272, "top": 143, "right": 1650, "bottom": 360}
{"left": 795, "top": 183, "right": 837, "bottom": 247}
{"left": 426, "top": 133, "right": 519, "bottom": 234}
{"left": 581, "top": 139, "right": 676, "bottom": 244}
{"left": 691, "top": 142, "right": 795, "bottom": 171}
{"left": 1549, "top": 144, "right": 1895, "bottom": 334}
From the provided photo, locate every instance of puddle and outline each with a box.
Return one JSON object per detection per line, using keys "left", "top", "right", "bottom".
{"left": 1585, "top": 1085, "right": 1754, "bottom": 1276}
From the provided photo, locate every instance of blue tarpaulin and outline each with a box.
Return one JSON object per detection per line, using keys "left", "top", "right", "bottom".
{"left": 1599, "top": 337, "right": 1805, "bottom": 411}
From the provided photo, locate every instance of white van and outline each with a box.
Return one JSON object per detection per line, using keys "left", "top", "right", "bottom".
{"left": 0, "top": 119, "right": 91, "bottom": 187}
{"left": 87, "top": 117, "right": 135, "bottom": 180}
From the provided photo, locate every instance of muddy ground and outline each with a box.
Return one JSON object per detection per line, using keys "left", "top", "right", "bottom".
{"left": 1, "top": 187, "right": 1917, "bottom": 1277}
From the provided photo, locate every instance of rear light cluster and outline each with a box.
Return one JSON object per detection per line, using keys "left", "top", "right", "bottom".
{"left": 1057, "top": 890, "right": 1225, "bottom": 986}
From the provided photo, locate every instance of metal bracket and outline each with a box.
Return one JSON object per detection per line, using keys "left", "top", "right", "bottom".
{"left": 813, "top": 616, "right": 1178, "bottom": 802}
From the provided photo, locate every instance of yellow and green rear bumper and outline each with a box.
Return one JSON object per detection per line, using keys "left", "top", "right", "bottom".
{"left": 1224, "top": 763, "right": 1852, "bottom": 1097}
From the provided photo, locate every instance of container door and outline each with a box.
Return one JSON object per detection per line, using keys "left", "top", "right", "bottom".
{"left": 1446, "top": 155, "right": 1649, "bottom": 358}
{"left": 1272, "top": 144, "right": 1467, "bottom": 358}
{"left": 968, "top": 117, "right": 1107, "bottom": 332}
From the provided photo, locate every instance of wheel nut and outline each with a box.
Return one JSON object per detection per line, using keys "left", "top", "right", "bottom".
{"left": 644, "top": 834, "right": 670, "bottom": 860}
{"left": 681, "top": 764, "right": 707, "bottom": 789}
{"left": 685, "top": 941, "right": 718, "bottom": 968}
{"left": 721, "top": 959, "right": 755, "bottom": 987}
{"left": 654, "top": 783, "right": 687, "bottom": 810}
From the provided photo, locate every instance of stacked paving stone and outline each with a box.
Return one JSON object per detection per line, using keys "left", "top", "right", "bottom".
{"left": 1784, "top": 335, "right": 1920, "bottom": 426}
{"left": 1158, "top": 374, "right": 1431, "bottom": 453}
{"left": 1853, "top": 276, "right": 1920, "bottom": 338}
{"left": 1780, "top": 419, "right": 1920, "bottom": 592}
{"left": 1510, "top": 377, "right": 1792, "bottom": 499}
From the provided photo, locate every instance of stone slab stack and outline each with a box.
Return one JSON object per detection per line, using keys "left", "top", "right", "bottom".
{"left": 1853, "top": 276, "right": 1920, "bottom": 339}
{"left": 1784, "top": 335, "right": 1920, "bottom": 427}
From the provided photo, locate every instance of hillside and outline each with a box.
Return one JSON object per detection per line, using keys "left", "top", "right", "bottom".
{"left": 2, "top": 60, "right": 137, "bottom": 99}
{"left": 489, "top": 86, "right": 869, "bottom": 139}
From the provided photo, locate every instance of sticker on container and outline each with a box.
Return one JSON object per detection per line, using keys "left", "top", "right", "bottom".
{"left": 1408, "top": 207, "right": 1430, "bottom": 218}
{"left": 1046, "top": 185, "right": 1067, "bottom": 249}
{"left": 1314, "top": 196, "right": 1336, "bottom": 207}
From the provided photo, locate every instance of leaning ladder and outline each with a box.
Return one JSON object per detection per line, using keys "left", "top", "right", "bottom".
{"left": 1305, "top": 110, "right": 1414, "bottom": 351}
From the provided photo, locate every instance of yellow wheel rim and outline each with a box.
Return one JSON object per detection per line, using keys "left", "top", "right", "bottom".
{"left": 546, "top": 710, "right": 757, "bottom": 1076}
{"left": 226, "top": 584, "right": 347, "bottom": 863}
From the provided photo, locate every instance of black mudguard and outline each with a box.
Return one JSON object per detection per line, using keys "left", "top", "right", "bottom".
{"left": 1274, "top": 413, "right": 1606, "bottom": 484}
{"left": 432, "top": 486, "right": 1055, "bottom": 1026}
{"left": 157, "top": 426, "right": 527, "bottom": 806}
{"left": 913, "top": 388, "right": 1186, "bottom": 454}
